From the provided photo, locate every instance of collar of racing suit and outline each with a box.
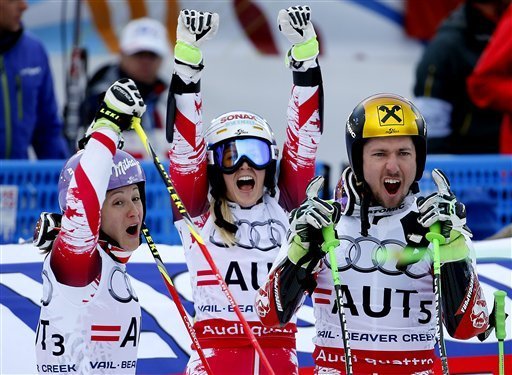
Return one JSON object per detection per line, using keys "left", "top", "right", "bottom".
{"left": 347, "top": 193, "right": 416, "bottom": 219}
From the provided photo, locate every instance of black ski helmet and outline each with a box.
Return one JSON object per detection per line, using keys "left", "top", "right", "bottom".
{"left": 345, "top": 93, "right": 427, "bottom": 185}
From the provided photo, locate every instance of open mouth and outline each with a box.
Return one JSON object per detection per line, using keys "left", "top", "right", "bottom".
{"left": 384, "top": 178, "right": 401, "bottom": 195}
{"left": 126, "top": 224, "right": 139, "bottom": 236}
{"left": 236, "top": 176, "right": 255, "bottom": 190}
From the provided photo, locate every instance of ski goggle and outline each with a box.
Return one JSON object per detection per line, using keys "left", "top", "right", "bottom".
{"left": 207, "top": 138, "right": 278, "bottom": 174}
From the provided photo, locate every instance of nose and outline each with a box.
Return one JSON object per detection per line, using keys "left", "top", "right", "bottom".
{"left": 127, "top": 200, "right": 141, "bottom": 219}
{"left": 385, "top": 154, "right": 400, "bottom": 174}
{"left": 239, "top": 161, "right": 251, "bottom": 170}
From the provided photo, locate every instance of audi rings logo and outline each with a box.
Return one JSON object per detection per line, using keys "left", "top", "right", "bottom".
{"left": 210, "top": 218, "right": 286, "bottom": 251}
{"left": 323, "top": 235, "right": 432, "bottom": 279}
{"left": 108, "top": 267, "right": 139, "bottom": 303}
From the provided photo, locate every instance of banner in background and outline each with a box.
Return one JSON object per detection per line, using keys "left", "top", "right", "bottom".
{"left": 1, "top": 240, "right": 511, "bottom": 374}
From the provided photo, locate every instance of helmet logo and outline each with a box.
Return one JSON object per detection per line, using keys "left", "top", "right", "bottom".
{"left": 112, "top": 157, "right": 139, "bottom": 177}
{"left": 235, "top": 128, "right": 248, "bottom": 136}
{"left": 346, "top": 122, "right": 356, "bottom": 138}
{"left": 378, "top": 104, "right": 403, "bottom": 126}
{"left": 220, "top": 113, "right": 256, "bottom": 123}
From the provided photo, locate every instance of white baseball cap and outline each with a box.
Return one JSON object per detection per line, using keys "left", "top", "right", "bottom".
{"left": 120, "top": 18, "right": 169, "bottom": 57}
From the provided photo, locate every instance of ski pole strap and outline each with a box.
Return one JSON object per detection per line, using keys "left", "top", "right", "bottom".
{"left": 94, "top": 101, "right": 133, "bottom": 131}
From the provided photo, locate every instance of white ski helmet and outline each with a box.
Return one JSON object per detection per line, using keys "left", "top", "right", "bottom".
{"left": 204, "top": 110, "right": 279, "bottom": 198}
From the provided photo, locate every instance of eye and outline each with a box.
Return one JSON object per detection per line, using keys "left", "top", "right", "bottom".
{"left": 113, "top": 199, "right": 124, "bottom": 206}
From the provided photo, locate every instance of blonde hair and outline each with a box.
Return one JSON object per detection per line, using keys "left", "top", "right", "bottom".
{"left": 209, "top": 197, "right": 237, "bottom": 247}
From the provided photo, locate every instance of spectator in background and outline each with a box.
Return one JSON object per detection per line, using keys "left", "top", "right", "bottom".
{"left": 0, "top": 0, "right": 69, "bottom": 159}
{"left": 413, "top": 0, "right": 510, "bottom": 154}
{"left": 82, "top": 17, "right": 169, "bottom": 159}
{"left": 467, "top": 3, "right": 512, "bottom": 154}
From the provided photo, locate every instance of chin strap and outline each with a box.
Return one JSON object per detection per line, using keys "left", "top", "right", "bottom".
{"left": 360, "top": 190, "right": 371, "bottom": 237}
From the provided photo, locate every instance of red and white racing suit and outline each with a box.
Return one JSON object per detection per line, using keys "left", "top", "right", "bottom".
{"left": 257, "top": 195, "right": 490, "bottom": 374}
{"left": 168, "top": 63, "right": 323, "bottom": 374}
{"left": 35, "top": 129, "right": 141, "bottom": 374}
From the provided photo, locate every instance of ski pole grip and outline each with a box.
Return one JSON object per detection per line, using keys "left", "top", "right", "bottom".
{"left": 494, "top": 290, "right": 506, "bottom": 340}
{"left": 322, "top": 225, "right": 339, "bottom": 253}
{"left": 426, "top": 222, "right": 444, "bottom": 274}
{"left": 426, "top": 222, "right": 445, "bottom": 243}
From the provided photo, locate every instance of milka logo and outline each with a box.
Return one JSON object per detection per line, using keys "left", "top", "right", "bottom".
{"left": 112, "top": 158, "right": 139, "bottom": 177}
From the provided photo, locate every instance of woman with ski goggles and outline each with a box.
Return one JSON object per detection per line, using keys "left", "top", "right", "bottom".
{"left": 167, "top": 6, "right": 324, "bottom": 375}
{"left": 210, "top": 137, "right": 278, "bottom": 174}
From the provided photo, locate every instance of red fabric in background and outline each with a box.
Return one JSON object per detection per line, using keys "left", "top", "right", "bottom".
{"left": 404, "top": 0, "right": 464, "bottom": 41}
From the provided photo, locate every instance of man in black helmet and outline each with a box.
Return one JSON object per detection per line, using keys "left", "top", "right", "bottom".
{"left": 257, "top": 93, "right": 491, "bottom": 374}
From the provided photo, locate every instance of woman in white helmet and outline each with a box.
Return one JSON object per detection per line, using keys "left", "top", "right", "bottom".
{"left": 167, "top": 6, "right": 324, "bottom": 375}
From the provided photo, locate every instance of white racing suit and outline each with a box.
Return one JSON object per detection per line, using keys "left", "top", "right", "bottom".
{"left": 257, "top": 195, "right": 490, "bottom": 374}
{"left": 168, "top": 61, "right": 324, "bottom": 374}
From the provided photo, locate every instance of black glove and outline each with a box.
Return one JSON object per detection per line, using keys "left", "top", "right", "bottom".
{"left": 33, "top": 212, "right": 62, "bottom": 252}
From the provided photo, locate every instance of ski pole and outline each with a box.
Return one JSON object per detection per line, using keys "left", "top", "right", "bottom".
{"left": 494, "top": 290, "right": 506, "bottom": 375}
{"left": 131, "top": 118, "right": 275, "bottom": 375}
{"left": 140, "top": 224, "right": 213, "bottom": 375}
{"left": 322, "top": 224, "right": 353, "bottom": 375}
{"left": 426, "top": 222, "right": 449, "bottom": 375}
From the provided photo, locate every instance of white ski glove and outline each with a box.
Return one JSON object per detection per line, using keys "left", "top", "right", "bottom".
{"left": 288, "top": 176, "right": 341, "bottom": 268}
{"left": 277, "top": 5, "right": 318, "bottom": 70}
{"left": 79, "top": 78, "right": 146, "bottom": 148}
{"left": 94, "top": 78, "right": 145, "bottom": 130}
{"left": 418, "top": 169, "right": 472, "bottom": 264}
{"left": 174, "top": 9, "right": 219, "bottom": 81}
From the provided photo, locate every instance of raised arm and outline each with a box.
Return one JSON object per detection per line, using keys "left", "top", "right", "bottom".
{"left": 167, "top": 10, "right": 219, "bottom": 219}
{"left": 52, "top": 79, "right": 146, "bottom": 286}
{"left": 276, "top": 6, "right": 324, "bottom": 212}
{"left": 417, "top": 169, "right": 490, "bottom": 339}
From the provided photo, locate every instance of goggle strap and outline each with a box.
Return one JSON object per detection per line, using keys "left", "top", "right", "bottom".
{"left": 270, "top": 144, "right": 279, "bottom": 160}
{"left": 206, "top": 150, "right": 215, "bottom": 165}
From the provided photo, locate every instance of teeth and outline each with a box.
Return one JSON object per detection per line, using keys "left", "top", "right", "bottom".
{"left": 238, "top": 176, "right": 254, "bottom": 181}
{"left": 384, "top": 178, "right": 399, "bottom": 184}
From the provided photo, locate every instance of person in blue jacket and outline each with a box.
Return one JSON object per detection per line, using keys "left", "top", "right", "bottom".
{"left": 0, "top": 0, "right": 69, "bottom": 159}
